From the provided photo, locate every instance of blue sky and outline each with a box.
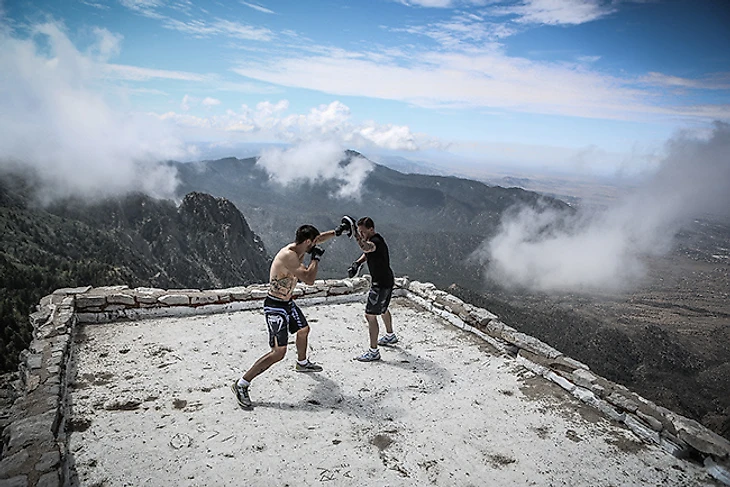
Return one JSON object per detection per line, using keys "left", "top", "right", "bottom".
{"left": 1, "top": 0, "right": 729, "bottom": 183}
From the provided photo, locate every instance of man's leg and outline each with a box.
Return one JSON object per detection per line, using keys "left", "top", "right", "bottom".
{"left": 295, "top": 325, "right": 310, "bottom": 362}
{"left": 294, "top": 326, "right": 323, "bottom": 371}
{"left": 233, "top": 345, "right": 286, "bottom": 409}
{"left": 382, "top": 309, "right": 393, "bottom": 334}
{"left": 243, "top": 345, "right": 287, "bottom": 382}
{"left": 366, "top": 313, "right": 380, "bottom": 349}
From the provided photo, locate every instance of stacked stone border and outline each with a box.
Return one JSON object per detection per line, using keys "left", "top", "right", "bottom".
{"left": 1, "top": 277, "right": 729, "bottom": 486}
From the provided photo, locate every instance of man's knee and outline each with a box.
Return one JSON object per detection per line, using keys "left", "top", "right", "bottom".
{"left": 270, "top": 345, "right": 287, "bottom": 362}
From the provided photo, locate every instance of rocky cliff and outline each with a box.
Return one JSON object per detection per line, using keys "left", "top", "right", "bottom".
{"left": 0, "top": 180, "right": 270, "bottom": 372}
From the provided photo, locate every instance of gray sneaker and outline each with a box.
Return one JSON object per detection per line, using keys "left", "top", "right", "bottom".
{"left": 355, "top": 349, "right": 381, "bottom": 362}
{"left": 377, "top": 334, "right": 399, "bottom": 346}
{"left": 296, "top": 360, "right": 323, "bottom": 372}
{"left": 231, "top": 380, "right": 253, "bottom": 409}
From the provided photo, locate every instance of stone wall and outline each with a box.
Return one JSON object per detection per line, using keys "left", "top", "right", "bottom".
{"left": 1, "top": 277, "right": 728, "bottom": 486}
{"left": 402, "top": 279, "right": 730, "bottom": 485}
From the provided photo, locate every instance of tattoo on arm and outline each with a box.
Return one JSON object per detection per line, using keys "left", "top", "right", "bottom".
{"left": 356, "top": 232, "right": 376, "bottom": 253}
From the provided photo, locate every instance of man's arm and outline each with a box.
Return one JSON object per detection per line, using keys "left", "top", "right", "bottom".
{"left": 288, "top": 251, "right": 319, "bottom": 286}
{"left": 347, "top": 253, "right": 366, "bottom": 278}
{"left": 313, "top": 230, "right": 336, "bottom": 246}
{"left": 355, "top": 229, "right": 376, "bottom": 253}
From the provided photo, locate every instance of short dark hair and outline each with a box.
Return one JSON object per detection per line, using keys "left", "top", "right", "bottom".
{"left": 357, "top": 216, "right": 374, "bottom": 229}
{"left": 295, "top": 224, "right": 320, "bottom": 244}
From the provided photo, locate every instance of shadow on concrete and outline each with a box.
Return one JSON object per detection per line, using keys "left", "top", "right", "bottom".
{"left": 251, "top": 346, "right": 452, "bottom": 424}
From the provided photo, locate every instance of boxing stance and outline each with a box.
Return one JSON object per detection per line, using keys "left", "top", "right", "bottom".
{"left": 231, "top": 219, "right": 353, "bottom": 409}
{"left": 349, "top": 216, "right": 397, "bottom": 362}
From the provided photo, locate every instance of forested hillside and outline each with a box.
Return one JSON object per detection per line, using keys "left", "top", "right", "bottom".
{"left": 0, "top": 174, "right": 269, "bottom": 372}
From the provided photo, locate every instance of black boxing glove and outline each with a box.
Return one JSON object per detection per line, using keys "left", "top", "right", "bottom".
{"left": 347, "top": 260, "right": 362, "bottom": 278}
{"left": 309, "top": 245, "right": 325, "bottom": 261}
{"left": 335, "top": 215, "right": 355, "bottom": 238}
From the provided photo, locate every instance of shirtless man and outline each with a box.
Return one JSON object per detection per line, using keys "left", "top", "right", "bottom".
{"left": 232, "top": 221, "right": 352, "bottom": 409}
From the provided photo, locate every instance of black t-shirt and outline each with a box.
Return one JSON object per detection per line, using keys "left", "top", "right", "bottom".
{"left": 365, "top": 233, "right": 394, "bottom": 288}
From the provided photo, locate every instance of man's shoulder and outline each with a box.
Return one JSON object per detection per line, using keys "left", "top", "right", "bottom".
{"left": 273, "top": 245, "right": 299, "bottom": 266}
{"left": 275, "top": 243, "right": 296, "bottom": 257}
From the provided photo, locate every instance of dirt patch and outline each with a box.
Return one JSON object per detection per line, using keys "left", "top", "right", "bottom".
{"left": 604, "top": 430, "right": 646, "bottom": 454}
{"left": 532, "top": 425, "right": 551, "bottom": 439}
{"left": 371, "top": 434, "right": 394, "bottom": 451}
{"left": 565, "top": 429, "right": 582, "bottom": 443}
{"left": 485, "top": 453, "right": 517, "bottom": 468}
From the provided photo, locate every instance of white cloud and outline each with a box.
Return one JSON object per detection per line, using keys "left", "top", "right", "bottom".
{"left": 233, "top": 49, "right": 655, "bottom": 121}
{"left": 181, "top": 94, "right": 193, "bottom": 111}
{"left": 80, "top": 1, "right": 110, "bottom": 9}
{"left": 159, "top": 18, "right": 273, "bottom": 41}
{"left": 159, "top": 100, "right": 440, "bottom": 152}
{"left": 90, "top": 27, "right": 123, "bottom": 59}
{"left": 180, "top": 95, "right": 221, "bottom": 111}
{"left": 119, "top": 0, "right": 166, "bottom": 19}
{"left": 640, "top": 72, "right": 730, "bottom": 91}
{"left": 0, "top": 21, "right": 192, "bottom": 203}
{"left": 394, "top": 12, "right": 514, "bottom": 47}
{"left": 397, "top": 0, "right": 454, "bottom": 7}
{"left": 241, "top": 1, "right": 276, "bottom": 14}
{"left": 494, "top": 0, "right": 618, "bottom": 25}
{"left": 118, "top": 0, "right": 274, "bottom": 41}
{"left": 471, "top": 122, "right": 730, "bottom": 293}
{"left": 120, "top": 0, "right": 165, "bottom": 10}
{"left": 256, "top": 140, "right": 374, "bottom": 199}
{"left": 233, "top": 37, "right": 730, "bottom": 124}
{"left": 202, "top": 97, "right": 221, "bottom": 107}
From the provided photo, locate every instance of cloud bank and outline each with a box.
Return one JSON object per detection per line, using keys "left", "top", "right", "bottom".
{"left": 161, "top": 100, "right": 439, "bottom": 152}
{"left": 0, "top": 21, "right": 193, "bottom": 203}
{"left": 256, "top": 140, "right": 374, "bottom": 199}
{"left": 471, "top": 122, "right": 730, "bottom": 293}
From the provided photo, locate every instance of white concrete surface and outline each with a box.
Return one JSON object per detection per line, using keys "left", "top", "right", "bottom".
{"left": 67, "top": 298, "right": 717, "bottom": 486}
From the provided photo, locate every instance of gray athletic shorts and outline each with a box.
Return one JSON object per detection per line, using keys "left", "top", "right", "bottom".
{"left": 365, "top": 285, "right": 392, "bottom": 315}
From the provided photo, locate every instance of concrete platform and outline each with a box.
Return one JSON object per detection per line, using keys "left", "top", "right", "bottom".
{"left": 66, "top": 298, "right": 717, "bottom": 486}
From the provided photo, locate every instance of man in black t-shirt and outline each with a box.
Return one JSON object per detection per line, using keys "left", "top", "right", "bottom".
{"left": 349, "top": 216, "right": 397, "bottom": 362}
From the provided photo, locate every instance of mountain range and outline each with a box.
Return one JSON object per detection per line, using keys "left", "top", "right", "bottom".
{"left": 2, "top": 152, "right": 728, "bottom": 442}
{"left": 172, "top": 151, "right": 566, "bottom": 287}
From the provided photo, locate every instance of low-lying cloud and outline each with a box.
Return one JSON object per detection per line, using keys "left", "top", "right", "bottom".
{"left": 471, "top": 122, "right": 730, "bottom": 293}
{"left": 256, "top": 140, "right": 373, "bottom": 199}
{"left": 0, "top": 21, "right": 193, "bottom": 204}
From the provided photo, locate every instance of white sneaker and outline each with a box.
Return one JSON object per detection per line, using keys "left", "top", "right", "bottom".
{"left": 355, "top": 349, "right": 381, "bottom": 362}
{"left": 377, "top": 334, "right": 398, "bottom": 346}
